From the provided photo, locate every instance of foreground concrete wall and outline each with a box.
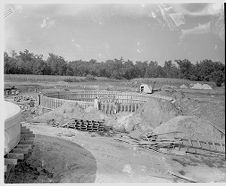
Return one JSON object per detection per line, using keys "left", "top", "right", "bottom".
{"left": 4, "top": 101, "right": 21, "bottom": 155}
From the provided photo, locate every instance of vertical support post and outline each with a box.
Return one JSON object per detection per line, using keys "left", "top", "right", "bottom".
{"left": 38, "top": 94, "right": 41, "bottom": 105}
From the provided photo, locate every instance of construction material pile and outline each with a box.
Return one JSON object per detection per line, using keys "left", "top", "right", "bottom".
{"left": 32, "top": 103, "right": 111, "bottom": 126}
{"left": 153, "top": 116, "right": 225, "bottom": 142}
{"left": 14, "top": 95, "right": 36, "bottom": 102}
{"left": 52, "top": 118, "right": 106, "bottom": 131}
{"left": 105, "top": 97, "right": 180, "bottom": 133}
{"left": 114, "top": 131, "right": 225, "bottom": 157}
{"left": 134, "top": 97, "right": 181, "bottom": 129}
{"left": 178, "top": 97, "right": 225, "bottom": 132}
{"left": 190, "top": 83, "right": 212, "bottom": 90}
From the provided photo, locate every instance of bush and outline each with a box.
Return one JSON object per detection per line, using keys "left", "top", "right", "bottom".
{"left": 84, "top": 74, "right": 96, "bottom": 81}
{"left": 63, "top": 77, "right": 80, "bottom": 82}
{"left": 211, "top": 71, "right": 224, "bottom": 87}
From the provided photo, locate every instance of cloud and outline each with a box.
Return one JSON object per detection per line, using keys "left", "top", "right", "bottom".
{"left": 74, "top": 43, "right": 81, "bottom": 49}
{"left": 55, "top": 4, "right": 159, "bottom": 18}
{"left": 14, "top": 5, "right": 23, "bottom": 13}
{"left": 171, "top": 3, "right": 223, "bottom": 17}
{"left": 150, "top": 11, "right": 157, "bottom": 18}
{"left": 157, "top": 4, "right": 186, "bottom": 31}
{"left": 40, "top": 17, "right": 55, "bottom": 29}
{"left": 71, "top": 39, "right": 81, "bottom": 49}
{"left": 137, "top": 49, "right": 142, "bottom": 54}
{"left": 169, "top": 13, "right": 185, "bottom": 27}
{"left": 211, "top": 11, "right": 225, "bottom": 42}
{"left": 180, "top": 22, "right": 211, "bottom": 40}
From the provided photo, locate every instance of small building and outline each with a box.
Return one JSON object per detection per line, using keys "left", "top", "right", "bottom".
{"left": 140, "top": 84, "right": 153, "bottom": 94}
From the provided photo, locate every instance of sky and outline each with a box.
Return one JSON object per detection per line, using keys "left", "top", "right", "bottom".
{"left": 4, "top": 3, "right": 225, "bottom": 65}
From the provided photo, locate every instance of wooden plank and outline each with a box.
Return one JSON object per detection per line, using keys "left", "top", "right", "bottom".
{"left": 21, "top": 131, "right": 33, "bottom": 135}
{"left": 221, "top": 143, "right": 225, "bottom": 152}
{"left": 212, "top": 141, "right": 217, "bottom": 150}
{"left": 21, "top": 133, "right": 35, "bottom": 138}
{"left": 20, "top": 137, "right": 35, "bottom": 142}
{"left": 21, "top": 128, "right": 30, "bottom": 132}
{"left": 21, "top": 126, "right": 27, "bottom": 130}
{"left": 7, "top": 153, "right": 24, "bottom": 160}
{"left": 197, "top": 140, "right": 202, "bottom": 148}
{"left": 16, "top": 144, "right": 32, "bottom": 149}
{"left": 168, "top": 170, "right": 197, "bottom": 183}
{"left": 12, "top": 147, "right": 31, "bottom": 154}
{"left": 188, "top": 139, "right": 193, "bottom": 146}
{"left": 5, "top": 158, "right": 17, "bottom": 165}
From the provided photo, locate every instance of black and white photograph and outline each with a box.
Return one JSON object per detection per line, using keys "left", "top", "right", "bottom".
{"left": 2, "top": 0, "right": 225, "bottom": 183}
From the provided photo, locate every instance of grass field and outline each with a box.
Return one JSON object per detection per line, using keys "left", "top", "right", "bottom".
{"left": 4, "top": 74, "right": 216, "bottom": 86}
{"left": 4, "top": 74, "right": 222, "bottom": 94}
{"left": 4, "top": 74, "right": 115, "bottom": 83}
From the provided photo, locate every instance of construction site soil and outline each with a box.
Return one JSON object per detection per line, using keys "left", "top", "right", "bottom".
{"left": 5, "top": 84, "right": 226, "bottom": 183}
{"left": 7, "top": 124, "right": 226, "bottom": 183}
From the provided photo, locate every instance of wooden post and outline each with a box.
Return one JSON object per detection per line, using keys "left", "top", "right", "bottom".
{"left": 6, "top": 153, "right": 24, "bottom": 160}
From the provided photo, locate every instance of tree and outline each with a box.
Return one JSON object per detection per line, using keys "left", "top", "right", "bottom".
{"left": 4, "top": 50, "right": 225, "bottom": 83}
{"left": 175, "top": 59, "right": 195, "bottom": 80}
{"left": 163, "top": 60, "right": 179, "bottom": 78}
{"left": 211, "top": 71, "right": 224, "bottom": 87}
{"left": 46, "top": 53, "right": 67, "bottom": 75}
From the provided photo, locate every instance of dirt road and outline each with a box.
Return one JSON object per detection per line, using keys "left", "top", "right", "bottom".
{"left": 8, "top": 124, "right": 174, "bottom": 183}
{"left": 7, "top": 123, "right": 226, "bottom": 183}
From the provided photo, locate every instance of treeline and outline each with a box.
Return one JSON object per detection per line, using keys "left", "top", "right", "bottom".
{"left": 4, "top": 49, "right": 225, "bottom": 86}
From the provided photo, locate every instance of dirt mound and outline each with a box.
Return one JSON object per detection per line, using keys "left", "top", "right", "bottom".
{"left": 180, "top": 84, "right": 188, "bottom": 89}
{"left": 84, "top": 106, "right": 111, "bottom": 121}
{"left": 111, "top": 112, "right": 141, "bottom": 132}
{"left": 153, "top": 116, "right": 225, "bottom": 142}
{"left": 136, "top": 98, "right": 180, "bottom": 129}
{"left": 178, "top": 96, "right": 225, "bottom": 132}
{"left": 105, "top": 98, "right": 180, "bottom": 133}
{"left": 202, "top": 84, "right": 212, "bottom": 89}
{"left": 191, "top": 83, "right": 212, "bottom": 90}
{"left": 32, "top": 102, "right": 85, "bottom": 125}
{"left": 32, "top": 103, "right": 111, "bottom": 126}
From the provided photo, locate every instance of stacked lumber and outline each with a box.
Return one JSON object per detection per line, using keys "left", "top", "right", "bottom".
{"left": 114, "top": 132, "right": 225, "bottom": 157}
{"left": 61, "top": 119, "right": 105, "bottom": 132}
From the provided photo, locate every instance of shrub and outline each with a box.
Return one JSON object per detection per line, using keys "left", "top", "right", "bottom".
{"left": 63, "top": 77, "right": 80, "bottom": 82}
{"left": 211, "top": 71, "right": 224, "bottom": 87}
{"left": 84, "top": 74, "right": 96, "bottom": 81}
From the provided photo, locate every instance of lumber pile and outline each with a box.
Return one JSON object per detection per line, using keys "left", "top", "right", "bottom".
{"left": 114, "top": 132, "right": 225, "bottom": 157}
{"left": 55, "top": 118, "right": 106, "bottom": 132}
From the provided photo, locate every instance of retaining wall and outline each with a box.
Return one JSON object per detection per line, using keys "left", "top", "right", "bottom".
{"left": 39, "top": 90, "right": 150, "bottom": 113}
{"left": 39, "top": 90, "right": 174, "bottom": 114}
{"left": 4, "top": 101, "right": 22, "bottom": 155}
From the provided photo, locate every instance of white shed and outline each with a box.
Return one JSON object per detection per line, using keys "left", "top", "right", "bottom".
{"left": 140, "top": 84, "right": 153, "bottom": 94}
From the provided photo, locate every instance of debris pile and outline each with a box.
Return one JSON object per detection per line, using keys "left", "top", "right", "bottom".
{"left": 32, "top": 103, "right": 111, "bottom": 126}
{"left": 134, "top": 98, "right": 181, "bottom": 130}
{"left": 114, "top": 130, "right": 225, "bottom": 157}
{"left": 153, "top": 116, "right": 225, "bottom": 142}
{"left": 103, "top": 97, "right": 181, "bottom": 133}
{"left": 32, "top": 102, "right": 85, "bottom": 125}
{"left": 14, "top": 95, "right": 36, "bottom": 102}
{"left": 190, "top": 83, "right": 212, "bottom": 90}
